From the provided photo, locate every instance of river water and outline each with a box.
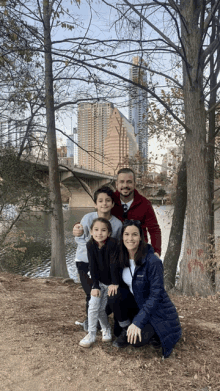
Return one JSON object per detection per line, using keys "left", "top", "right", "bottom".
{"left": 3, "top": 205, "right": 220, "bottom": 280}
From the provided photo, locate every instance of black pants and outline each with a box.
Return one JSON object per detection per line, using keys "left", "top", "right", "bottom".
{"left": 76, "top": 262, "right": 92, "bottom": 314}
{"left": 108, "top": 286, "right": 157, "bottom": 347}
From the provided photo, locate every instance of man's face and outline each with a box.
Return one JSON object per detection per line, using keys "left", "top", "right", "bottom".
{"left": 116, "top": 172, "right": 135, "bottom": 199}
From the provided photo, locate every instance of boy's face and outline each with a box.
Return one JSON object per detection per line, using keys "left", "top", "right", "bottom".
{"left": 90, "top": 221, "right": 110, "bottom": 244}
{"left": 96, "top": 192, "right": 114, "bottom": 214}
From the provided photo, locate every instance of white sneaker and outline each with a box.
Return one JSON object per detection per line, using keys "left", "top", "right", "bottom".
{"left": 102, "top": 328, "right": 112, "bottom": 342}
{"left": 79, "top": 333, "right": 96, "bottom": 348}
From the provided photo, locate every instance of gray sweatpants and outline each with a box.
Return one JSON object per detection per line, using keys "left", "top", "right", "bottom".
{"left": 88, "top": 282, "right": 110, "bottom": 333}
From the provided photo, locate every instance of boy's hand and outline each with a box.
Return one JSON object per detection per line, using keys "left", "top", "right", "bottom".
{"left": 108, "top": 284, "right": 119, "bottom": 296}
{"left": 73, "top": 223, "right": 84, "bottom": 237}
{"left": 91, "top": 289, "right": 101, "bottom": 297}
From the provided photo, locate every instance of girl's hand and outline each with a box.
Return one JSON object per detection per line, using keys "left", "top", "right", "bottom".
{"left": 127, "top": 324, "right": 142, "bottom": 344}
{"left": 91, "top": 289, "right": 101, "bottom": 297}
{"left": 73, "top": 223, "right": 84, "bottom": 237}
{"left": 108, "top": 284, "right": 119, "bottom": 296}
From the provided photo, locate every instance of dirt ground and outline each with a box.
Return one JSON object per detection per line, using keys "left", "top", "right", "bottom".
{"left": 0, "top": 272, "right": 219, "bottom": 391}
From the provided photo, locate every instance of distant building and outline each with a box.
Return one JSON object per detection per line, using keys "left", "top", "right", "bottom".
{"left": 78, "top": 102, "right": 114, "bottom": 172}
{"left": 31, "top": 132, "right": 48, "bottom": 160}
{"left": 161, "top": 146, "right": 182, "bottom": 178}
{"left": 57, "top": 145, "right": 67, "bottom": 158}
{"left": 104, "top": 108, "right": 138, "bottom": 175}
{"left": 0, "top": 119, "right": 26, "bottom": 149}
{"left": 67, "top": 127, "right": 78, "bottom": 164}
{"left": 57, "top": 136, "right": 64, "bottom": 148}
{"left": 129, "top": 57, "right": 148, "bottom": 159}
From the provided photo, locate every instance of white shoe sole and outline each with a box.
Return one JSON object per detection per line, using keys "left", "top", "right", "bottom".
{"left": 79, "top": 340, "right": 95, "bottom": 348}
{"left": 102, "top": 337, "right": 112, "bottom": 342}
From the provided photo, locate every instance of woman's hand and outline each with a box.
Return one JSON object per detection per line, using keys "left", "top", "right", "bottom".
{"left": 108, "top": 284, "right": 119, "bottom": 296}
{"left": 91, "top": 289, "right": 101, "bottom": 297}
{"left": 127, "top": 323, "right": 142, "bottom": 344}
{"left": 73, "top": 223, "right": 84, "bottom": 237}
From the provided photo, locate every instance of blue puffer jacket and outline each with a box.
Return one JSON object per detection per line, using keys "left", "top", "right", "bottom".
{"left": 131, "top": 245, "right": 182, "bottom": 358}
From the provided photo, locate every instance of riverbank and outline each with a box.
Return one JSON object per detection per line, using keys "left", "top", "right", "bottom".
{"left": 0, "top": 272, "right": 219, "bottom": 391}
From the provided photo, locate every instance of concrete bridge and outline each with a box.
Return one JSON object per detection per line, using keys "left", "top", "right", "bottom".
{"left": 58, "top": 158, "right": 115, "bottom": 207}
{"left": 19, "top": 155, "right": 167, "bottom": 208}
{"left": 26, "top": 156, "right": 115, "bottom": 208}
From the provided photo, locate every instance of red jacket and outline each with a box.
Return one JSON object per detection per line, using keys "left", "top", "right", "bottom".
{"left": 111, "top": 189, "right": 161, "bottom": 255}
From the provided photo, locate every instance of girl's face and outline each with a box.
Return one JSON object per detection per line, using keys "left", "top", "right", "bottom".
{"left": 91, "top": 221, "right": 110, "bottom": 245}
{"left": 123, "top": 225, "right": 141, "bottom": 254}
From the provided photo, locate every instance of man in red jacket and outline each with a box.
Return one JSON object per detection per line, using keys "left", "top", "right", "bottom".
{"left": 111, "top": 168, "right": 161, "bottom": 256}
{"left": 73, "top": 168, "right": 161, "bottom": 256}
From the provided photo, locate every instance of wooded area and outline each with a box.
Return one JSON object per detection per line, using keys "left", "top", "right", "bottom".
{"left": 1, "top": 0, "right": 220, "bottom": 295}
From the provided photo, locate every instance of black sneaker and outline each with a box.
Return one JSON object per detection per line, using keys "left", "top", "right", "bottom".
{"left": 112, "top": 328, "right": 129, "bottom": 348}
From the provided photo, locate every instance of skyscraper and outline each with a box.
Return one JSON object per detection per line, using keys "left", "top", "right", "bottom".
{"left": 129, "top": 57, "right": 148, "bottom": 159}
{"left": 104, "top": 107, "right": 138, "bottom": 175}
{"left": 77, "top": 102, "right": 114, "bottom": 172}
{"left": 67, "top": 127, "right": 78, "bottom": 165}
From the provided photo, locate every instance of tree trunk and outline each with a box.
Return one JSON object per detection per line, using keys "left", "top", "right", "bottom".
{"left": 43, "top": 0, "right": 69, "bottom": 278}
{"left": 179, "top": 124, "right": 213, "bottom": 295}
{"left": 207, "top": 0, "right": 219, "bottom": 285}
{"left": 178, "top": 1, "right": 214, "bottom": 296}
{"left": 163, "top": 156, "right": 187, "bottom": 291}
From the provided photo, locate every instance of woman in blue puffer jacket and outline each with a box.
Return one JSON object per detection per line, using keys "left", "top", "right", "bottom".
{"left": 108, "top": 219, "right": 182, "bottom": 358}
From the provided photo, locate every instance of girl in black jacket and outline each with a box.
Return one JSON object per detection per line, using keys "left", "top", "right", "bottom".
{"left": 79, "top": 218, "right": 119, "bottom": 348}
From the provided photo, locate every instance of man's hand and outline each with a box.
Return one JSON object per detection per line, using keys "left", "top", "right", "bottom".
{"left": 73, "top": 223, "right": 84, "bottom": 237}
{"left": 108, "top": 284, "right": 119, "bottom": 296}
{"left": 91, "top": 289, "right": 101, "bottom": 297}
{"left": 127, "top": 323, "right": 142, "bottom": 344}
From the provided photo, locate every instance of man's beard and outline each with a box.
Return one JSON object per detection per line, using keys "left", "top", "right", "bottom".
{"left": 120, "top": 188, "right": 133, "bottom": 198}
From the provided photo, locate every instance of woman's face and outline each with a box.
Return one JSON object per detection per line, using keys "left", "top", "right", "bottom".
{"left": 123, "top": 225, "right": 141, "bottom": 254}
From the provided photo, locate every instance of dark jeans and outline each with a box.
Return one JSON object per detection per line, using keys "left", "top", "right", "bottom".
{"left": 76, "top": 262, "right": 92, "bottom": 314}
{"left": 108, "top": 286, "right": 157, "bottom": 347}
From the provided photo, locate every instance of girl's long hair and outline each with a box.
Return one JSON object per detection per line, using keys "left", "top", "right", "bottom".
{"left": 119, "top": 220, "right": 147, "bottom": 268}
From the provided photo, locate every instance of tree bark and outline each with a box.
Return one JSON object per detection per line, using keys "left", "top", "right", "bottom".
{"left": 207, "top": 0, "right": 219, "bottom": 285}
{"left": 163, "top": 156, "right": 187, "bottom": 291}
{"left": 178, "top": 0, "right": 214, "bottom": 295}
{"left": 43, "top": 0, "right": 69, "bottom": 277}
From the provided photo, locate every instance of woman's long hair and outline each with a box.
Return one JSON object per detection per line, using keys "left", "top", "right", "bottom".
{"left": 119, "top": 220, "right": 147, "bottom": 268}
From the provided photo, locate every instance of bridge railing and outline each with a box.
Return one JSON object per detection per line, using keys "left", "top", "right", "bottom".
{"left": 58, "top": 157, "right": 79, "bottom": 170}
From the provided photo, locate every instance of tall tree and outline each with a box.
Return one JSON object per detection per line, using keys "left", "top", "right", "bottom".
{"left": 43, "top": 0, "right": 68, "bottom": 277}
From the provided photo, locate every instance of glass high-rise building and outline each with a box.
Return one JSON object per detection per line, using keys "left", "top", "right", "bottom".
{"left": 67, "top": 127, "right": 78, "bottom": 164}
{"left": 129, "top": 57, "right": 148, "bottom": 159}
